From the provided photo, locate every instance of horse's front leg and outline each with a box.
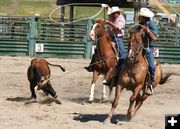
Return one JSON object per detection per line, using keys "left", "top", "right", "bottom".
{"left": 127, "top": 84, "right": 142, "bottom": 120}
{"left": 89, "top": 70, "right": 100, "bottom": 102}
{"left": 104, "top": 85, "right": 123, "bottom": 123}
{"left": 134, "top": 92, "right": 150, "bottom": 116}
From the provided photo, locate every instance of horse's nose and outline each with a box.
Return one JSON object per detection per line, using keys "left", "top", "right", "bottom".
{"left": 89, "top": 30, "right": 95, "bottom": 40}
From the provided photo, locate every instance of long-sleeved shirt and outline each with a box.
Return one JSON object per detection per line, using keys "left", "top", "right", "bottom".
{"left": 110, "top": 14, "right": 126, "bottom": 37}
{"left": 145, "top": 20, "right": 158, "bottom": 47}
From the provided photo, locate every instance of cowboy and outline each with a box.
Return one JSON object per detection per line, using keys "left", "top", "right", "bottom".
{"left": 85, "top": 6, "right": 127, "bottom": 72}
{"left": 106, "top": 6, "right": 127, "bottom": 60}
{"left": 139, "top": 8, "right": 158, "bottom": 95}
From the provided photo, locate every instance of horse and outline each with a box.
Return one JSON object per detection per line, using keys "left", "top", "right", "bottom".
{"left": 88, "top": 19, "right": 117, "bottom": 102}
{"left": 104, "top": 25, "right": 172, "bottom": 122}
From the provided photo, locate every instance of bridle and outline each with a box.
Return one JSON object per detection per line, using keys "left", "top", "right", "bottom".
{"left": 128, "top": 34, "right": 146, "bottom": 62}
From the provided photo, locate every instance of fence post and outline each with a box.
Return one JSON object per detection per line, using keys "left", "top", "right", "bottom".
{"left": 84, "top": 19, "right": 93, "bottom": 59}
{"left": 28, "top": 16, "right": 37, "bottom": 56}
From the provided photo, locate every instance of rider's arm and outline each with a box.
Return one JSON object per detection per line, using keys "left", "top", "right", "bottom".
{"left": 143, "top": 21, "right": 158, "bottom": 41}
{"left": 106, "top": 15, "right": 125, "bottom": 31}
{"left": 147, "top": 28, "right": 157, "bottom": 41}
{"left": 106, "top": 20, "right": 119, "bottom": 30}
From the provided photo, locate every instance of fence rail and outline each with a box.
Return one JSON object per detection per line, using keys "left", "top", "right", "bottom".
{"left": 0, "top": 16, "right": 180, "bottom": 64}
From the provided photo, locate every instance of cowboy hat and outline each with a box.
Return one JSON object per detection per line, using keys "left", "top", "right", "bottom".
{"left": 107, "top": 6, "right": 121, "bottom": 15}
{"left": 139, "top": 8, "right": 154, "bottom": 17}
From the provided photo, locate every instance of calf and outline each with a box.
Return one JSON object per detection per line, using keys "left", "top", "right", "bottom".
{"left": 27, "top": 58, "right": 65, "bottom": 99}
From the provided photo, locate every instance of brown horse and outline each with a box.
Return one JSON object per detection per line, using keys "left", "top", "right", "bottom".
{"left": 88, "top": 19, "right": 117, "bottom": 102}
{"left": 104, "top": 25, "right": 172, "bottom": 122}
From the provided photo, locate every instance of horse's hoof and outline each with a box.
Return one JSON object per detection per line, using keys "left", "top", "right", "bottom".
{"left": 88, "top": 97, "right": 94, "bottom": 104}
{"left": 103, "top": 118, "right": 111, "bottom": 124}
{"left": 127, "top": 112, "right": 133, "bottom": 121}
{"left": 88, "top": 100, "right": 93, "bottom": 104}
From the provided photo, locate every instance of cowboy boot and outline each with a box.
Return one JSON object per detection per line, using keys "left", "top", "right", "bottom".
{"left": 84, "top": 65, "right": 92, "bottom": 72}
{"left": 145, "top": 84, "right": 154, "bottom": 95}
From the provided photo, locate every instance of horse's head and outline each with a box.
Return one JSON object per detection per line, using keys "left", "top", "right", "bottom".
{"left": 89, "top": 19, "right": 106, "bottom": 40}
{"left": 128, "top": 25, "right": 144, "bottom": 62}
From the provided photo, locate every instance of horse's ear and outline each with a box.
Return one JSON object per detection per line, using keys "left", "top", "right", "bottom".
{"left": 140, "top": 26, "right": 145, "bottom": 36}
{"left": 96, "top": 18, "right": 105, "bottom": 23}
{"left": 128, "top": 27, "right": 131, "bottom": 33}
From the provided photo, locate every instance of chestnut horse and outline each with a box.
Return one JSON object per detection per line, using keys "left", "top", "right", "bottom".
{"left": 104, "top": 25, "right": 172, "bottom": 122}
{"left": 88, "top": 19, "right": 117, "bottom": 102}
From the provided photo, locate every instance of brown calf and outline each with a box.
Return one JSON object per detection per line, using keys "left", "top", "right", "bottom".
{"left": 27, "top": 58, "right": 65, "bottom": 99}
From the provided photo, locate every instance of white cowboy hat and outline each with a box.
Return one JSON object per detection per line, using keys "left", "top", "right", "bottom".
{"left": 107, "top": 6, "right": 121, "bottom": 15}
{"left": 139, "top": 8, "right": 154, "bottom": 17}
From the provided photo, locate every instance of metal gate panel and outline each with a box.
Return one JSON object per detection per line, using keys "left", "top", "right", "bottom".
{"left": 0, "top": 16, "right": 30, "bottom": 56}
{"left": 34, "top": 18, "right": 88, "bottom": 58}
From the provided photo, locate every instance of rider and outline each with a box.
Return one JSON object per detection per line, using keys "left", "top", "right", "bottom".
{"left": 106, "top": 6, "right": 127, "bottom": 60}
{"left": 84, "top": 6, "right": 127, "bottom": 75}
{"left": 139, "top": 8, "right": 158, "bottom": 95}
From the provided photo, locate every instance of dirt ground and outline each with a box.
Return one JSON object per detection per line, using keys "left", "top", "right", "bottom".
{"left": 0, "top": 56, "right": 180, "bottom": 129}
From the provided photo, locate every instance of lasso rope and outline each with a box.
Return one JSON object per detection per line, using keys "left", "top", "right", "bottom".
{"left": 43, "top": 55, "right": 116, "bottom": 83}
{"left": 49, "top": 3, "right": 107, "bottom": 25}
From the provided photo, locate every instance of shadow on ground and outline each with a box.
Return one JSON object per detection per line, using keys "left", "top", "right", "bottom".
{"left": 68, "top": 97, "right": 112, "bottom": 105}
{"left": 73, "top": 113, "right": 127, "bottom": 124}
{"left": 6, "top": 96, "right": 30, "bottom": 102}
{"left": 6, "top": 96, "right": 61, "bottom": 105}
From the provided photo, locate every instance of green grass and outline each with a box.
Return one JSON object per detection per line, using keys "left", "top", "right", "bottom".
{"left": 13, "top": 1, "right": 55, "bottom": 16}
{"left": 0, "top": 0, "right": 179, "bottom": 18}
{"left": 0, "top": 0, "right": 12, "bottom": 6}
{"left": 0, "top": 0, "right": 57, "bottom": 17}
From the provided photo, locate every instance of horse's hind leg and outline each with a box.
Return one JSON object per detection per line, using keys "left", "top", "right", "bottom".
{"left": 102, "top": 67, "right": 114, "bottom": 101}
{"left": 104, "top": 85, "right": 123, "bottom": 123}
{"left": 101, "top": 84, "right": 107, "bottom": 101}
{"left": 89, "top": 71, "right": 100, "bottom": 102}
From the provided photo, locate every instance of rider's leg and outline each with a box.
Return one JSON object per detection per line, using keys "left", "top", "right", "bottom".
{"left": 84, "top": 54, "right": 95, "bottom": 72}
{"left": 113, "top": 37, "right": 127, "bottom": 79}
{"left": 146, "top": 47, "right": 155, "bottom": 94}
{"left": 115, "top": 37, "right": 127, "bottom": 59}
{"left": 84, "top": 48, "right": 98, "bottom": 72}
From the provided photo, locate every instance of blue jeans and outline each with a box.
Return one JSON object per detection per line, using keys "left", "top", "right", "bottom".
{"left": 113, "top": 37, "right": 127, "bottom": 60}
{"left": 145, "top": 47, "right": 155, "bottom": 85}
{"left": 113, "top": 37, "right": 127, "bottom": 72}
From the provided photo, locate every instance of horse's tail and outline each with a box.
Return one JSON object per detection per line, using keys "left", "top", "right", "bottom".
{"left": 159, "top": 72, "right": 173, "bottom": 85}
{"left": 47, "top": 62, "right": 66, "bottom": 72}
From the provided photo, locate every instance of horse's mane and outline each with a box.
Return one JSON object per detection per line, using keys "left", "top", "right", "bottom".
{"left": 129, "top": 25, "right": 143, "bottom": 33}
{"left": 95, "top": 19, "right": 112, "bottom": 42}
